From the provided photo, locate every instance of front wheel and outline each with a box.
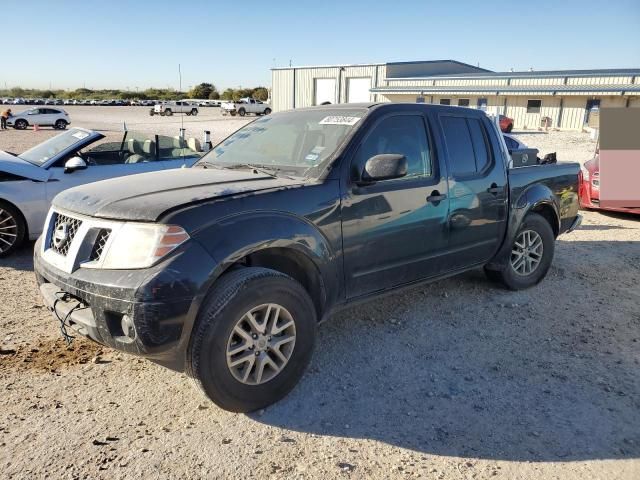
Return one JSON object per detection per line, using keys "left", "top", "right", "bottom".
{"left": 238, "top": 108, "right": 246, "bottom": 117}
{"left": 187, "top": 267, "right": 316, "bottom": 412}
{"left": 164, "top": 109, "right": 173, "bottom": 116}
{"left": 14, "top": 119, "right": 28, "bottom": 130}
{"left": 264, "top": 108, "right": 271, "bottom": 115}
{"left": 191, "top": 109, "right": 198, "bottom": 116}
{"left": 484, "top": 212, "right": 555, "bottom": 290}
{"left": 0, "top": 201, "right": 26, "bottom": 258}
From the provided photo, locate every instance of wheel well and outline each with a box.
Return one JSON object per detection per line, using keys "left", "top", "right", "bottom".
{"left": 231, "top": 248, "right": 326, "bottom": 320}
{"left": 530, "top": 204, "right": 559, "bottom": 237}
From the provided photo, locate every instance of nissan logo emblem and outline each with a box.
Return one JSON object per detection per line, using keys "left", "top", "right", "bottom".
{"left": 53, "top": 223, "right": 70, "bottom": 249}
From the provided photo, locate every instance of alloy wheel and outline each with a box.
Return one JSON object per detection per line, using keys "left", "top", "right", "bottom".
{"left": 510, "top": 229, "right": 544, "bottom": 276}
{"left": 0, "top": 209, "right": 18, "bottom": 254}
{"left": 226, "top": 303, "right": 296, "bottom": 385}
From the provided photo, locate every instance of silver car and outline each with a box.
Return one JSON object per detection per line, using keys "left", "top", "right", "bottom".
{"left": 0, "top": 128, "right": 202, "bottom": 256}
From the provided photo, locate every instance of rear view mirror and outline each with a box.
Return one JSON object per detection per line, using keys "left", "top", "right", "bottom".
{"left": 360, "top": 154, "right": 407, "bottom": 183}
{"left": 64, "top": 156, "right": 87, "bottom": 173}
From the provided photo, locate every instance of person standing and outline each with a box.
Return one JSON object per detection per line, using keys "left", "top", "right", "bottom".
{"left": 1, "top": 108, "right": 11, "bottom": 130}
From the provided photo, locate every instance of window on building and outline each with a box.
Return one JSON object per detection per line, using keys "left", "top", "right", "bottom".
{"left": 477, "top": 98, "right": 488, "bottom": 111}
{"left": 354, "top": 115, "right": 432, "bottom": 179}
{"left": 458, "top": 99, "right": 470, "bottom": 107}
{"left": 527, "top": 99, "right": 542, "bottom": 114}
{"left": 439, "top": 99, "right": 451, "bottom": 106}
{"left": 440, "top": 115, "right": 492, "bottom": 177}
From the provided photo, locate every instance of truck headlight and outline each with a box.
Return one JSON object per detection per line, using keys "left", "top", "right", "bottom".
{"left": 101, "top": 223, "right": 189, "bottom": 269}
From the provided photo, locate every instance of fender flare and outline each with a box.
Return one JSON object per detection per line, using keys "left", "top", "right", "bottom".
{"left": 486, "top": 183, "right": 560, "bottom": 270}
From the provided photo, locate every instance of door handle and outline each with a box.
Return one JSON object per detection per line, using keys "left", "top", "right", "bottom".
{"left": 487, "top": 183, "right": 502, "bottom": 195}
{"left": 427, "top": 191, "right": 447, "bottom": 204}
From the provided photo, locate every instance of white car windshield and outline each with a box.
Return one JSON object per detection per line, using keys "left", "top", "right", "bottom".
{"left": 197, "top": 108, "right": 366, "bottom": 179}
{"left": 19, "top": 129, "right": 93, "bottom": 166}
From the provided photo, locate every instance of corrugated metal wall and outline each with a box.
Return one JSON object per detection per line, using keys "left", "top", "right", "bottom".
{"left": 272, "top": 66, "right": 639, "bottom": 130}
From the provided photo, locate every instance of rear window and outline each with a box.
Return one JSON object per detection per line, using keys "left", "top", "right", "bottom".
{"left": 440, "top": 116, "right": 492, "bottom": 177}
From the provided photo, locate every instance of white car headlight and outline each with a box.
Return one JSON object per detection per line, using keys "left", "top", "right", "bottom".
{"left": 100, "top": 223, "right": 189, "bottom": 269}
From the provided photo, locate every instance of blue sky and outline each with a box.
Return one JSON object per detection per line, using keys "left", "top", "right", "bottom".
{"left": 2, "top": 0, "right": 639, "bottom": 91}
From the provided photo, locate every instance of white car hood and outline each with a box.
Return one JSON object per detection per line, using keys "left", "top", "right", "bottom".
{"left": 0, "top": 150, "right": 50, "bottom": 181}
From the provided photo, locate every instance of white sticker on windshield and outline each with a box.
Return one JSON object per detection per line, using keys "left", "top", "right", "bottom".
{"left": 72, "top": 131, "right": 89, "bottom": 140}
{"left": 319, "top": 116, "right": 361, "bottom": 126}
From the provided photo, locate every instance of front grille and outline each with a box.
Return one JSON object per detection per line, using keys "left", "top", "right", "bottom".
{"left": 89, "top": 229, "right": 111, "bottom": 261}
{"left": 49, "top": 213, "right": 82, "bottom": 256}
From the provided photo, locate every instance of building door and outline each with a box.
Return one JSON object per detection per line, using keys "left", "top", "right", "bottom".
{"left": 584, "top": 99, "right": 600, "bottom": 126}
{"left": 347, "top": 78, "right": 371, "bottom": 103}
{"left": 314, "top": 78, "right": 336, "bottom": 105}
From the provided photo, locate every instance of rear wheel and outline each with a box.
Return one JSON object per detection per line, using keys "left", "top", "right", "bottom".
{"left": 191, "top": 109, "right": 198, "bottom": 116}
{"left": 238, "top": 108, "right": 246, "bottom": 117}
{"left": 187, "top": 267, "right": 316, "bottom": 412}
{"left": 54, "top": 119, "right": 67, "bottom": 130}
{"left": 14, "top": 119, "right": 28, "bottom": 130}
{"left": 0, "top": 201, "right": 26, "bottom": 258}
{"left": 149, "top": 109, "right": 155, "bottom": 116}
{"left": 484, "top": 212, "right": 554, "bottom": 290}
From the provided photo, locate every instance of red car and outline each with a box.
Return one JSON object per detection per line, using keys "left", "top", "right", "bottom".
{"left": 579, "top": 154, "right": 639, "bottom": 215}
{"left": 499, "top": 115, "right": 514, "bottom": 133}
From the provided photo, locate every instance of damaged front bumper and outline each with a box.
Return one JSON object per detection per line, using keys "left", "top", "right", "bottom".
{"left": 34, "top": 237, "right": 217, "bottom": 371}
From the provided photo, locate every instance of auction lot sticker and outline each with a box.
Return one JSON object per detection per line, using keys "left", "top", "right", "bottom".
{"left": 319, "top": 116, "right": 361, "bottom": 126}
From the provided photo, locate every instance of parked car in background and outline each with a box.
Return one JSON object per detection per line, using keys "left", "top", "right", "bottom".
{"left": 6, "top": 107, "right": 70, "bottom": 130}
{"left": 33, "top": 103, "right": 582, "bottom": 412}
{"left": 151, "top": 101, "right": 198, "bottom": 116}
{"left": 0, "top": 128, "right": 204, "bottom": 256}
{"left": 579, "top": 154, "right": 639, "bottom": 215}
{"left": 221, "top": 97, "right": 271, "bottom": 116}
{"left": 499, "top": 114, "right": 514, "bottom": 133}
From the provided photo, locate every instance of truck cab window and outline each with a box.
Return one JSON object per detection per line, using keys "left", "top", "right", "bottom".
{"left": 354, "top": 115, "right": 431, "bottom": 179}
{"left": 440, "top": 115, "right": 491, "bottom": 177}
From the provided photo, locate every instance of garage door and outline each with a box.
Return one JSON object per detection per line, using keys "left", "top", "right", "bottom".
{"left": 347, "top": 77, "right": 371, "bottom": 103}
{"left": 314, "top": 78, "right": 336, "bottom": 105}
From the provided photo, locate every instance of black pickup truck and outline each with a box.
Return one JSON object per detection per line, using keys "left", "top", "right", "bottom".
{"left": 34, "top": 103, "right": 582, "bottom": 412}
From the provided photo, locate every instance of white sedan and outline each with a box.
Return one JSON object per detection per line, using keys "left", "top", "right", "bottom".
{"left": 0, "top": 127, "right": 202, "bottom": 256}
{"left": 7, "top": 107, "right": 70, "bottom": 130}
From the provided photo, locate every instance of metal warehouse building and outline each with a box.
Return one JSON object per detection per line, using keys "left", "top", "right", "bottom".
{"left": 271, "top": 60, "right": 640, "bottom": 130}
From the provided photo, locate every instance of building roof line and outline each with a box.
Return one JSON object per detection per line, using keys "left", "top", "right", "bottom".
{"left": 384, "top": 68, "right": 640, "bottom": 81}
{"left": 272, "top": 62, "right": 386, "bottom": 71}
{"left": 371, "top": 85, "right": 640, "bottom": 94}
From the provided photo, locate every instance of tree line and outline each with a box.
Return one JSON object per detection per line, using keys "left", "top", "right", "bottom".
{"left": 0, "top": 83, "right": 270, "bottom": 102}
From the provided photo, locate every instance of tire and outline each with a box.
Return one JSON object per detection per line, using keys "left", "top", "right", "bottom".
{"left": 186, "top": 112, "right": 191, "bottom": 116}
{"left": 0, "top": 201, "right": 26, "bottom": 258}
{"left": 230, "top": 111, "right": 237, "bottom": 117}
{"left": 187, "top": 267, "right": 317, "bottom": 412}
{"left": 54, "top": 120, "right": 67, "bottom": 130}
{"left": 484, "top": 212, "right": 555, "bottom": 290}
{"left": 191, "top": 109, "right": 198, "bottom": 116}
{"left": 164, "top": 109, "right": 173, "bottom": 116}
{"left": 505, "top": 123, "right": 513, "bottom": 133}
{"left": 264, "top": 108, "right": 271, "bottom": 115}
{"left": 149, "top": 110, "right": 155, "bottom": 116}
{"left": 238, "top": 108, "right": 246, "bottom": 117}
{"left": 14, "top": 119, "right": 28, "bottom": 130}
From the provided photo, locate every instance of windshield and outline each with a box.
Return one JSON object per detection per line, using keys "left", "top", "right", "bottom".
{"left": 19, "top": 128, "right": 94, "bottom": 166}
{"left": 196, "top": 108, "right": 367, "bottom": 178}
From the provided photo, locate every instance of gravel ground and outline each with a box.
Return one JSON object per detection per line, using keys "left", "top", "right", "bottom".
{"left": 1, "top": 111, "right": 639, "bottom": 479}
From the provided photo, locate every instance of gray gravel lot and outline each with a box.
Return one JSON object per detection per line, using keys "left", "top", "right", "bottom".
{"left": 1, "top": 110, "right": 639, "bottom": 479}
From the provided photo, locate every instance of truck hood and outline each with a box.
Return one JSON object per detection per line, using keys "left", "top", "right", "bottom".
{"left": 0, "top": 150, "right": 50, "bottom": 181}
{"left": 53, "top": 167, "right": 304, "bottom": 221}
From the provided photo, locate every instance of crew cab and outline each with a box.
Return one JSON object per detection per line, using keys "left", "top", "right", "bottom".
{"left": 151, "top": 101, "right": 198, "bottom": 117}
{"left": 221, "top": 97, "right": 271, "bottom": 116}
{"left": 34, "top": 103, "right": 582, "bottom": 412}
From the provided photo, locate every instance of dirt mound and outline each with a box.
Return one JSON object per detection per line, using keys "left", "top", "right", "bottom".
{"left": 0, "top": 337, "right": 105, "bottom": 373}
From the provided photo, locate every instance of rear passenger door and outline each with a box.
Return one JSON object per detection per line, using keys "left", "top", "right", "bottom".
{"left": 437, "top": 113, "right": 508, "bottom": 269}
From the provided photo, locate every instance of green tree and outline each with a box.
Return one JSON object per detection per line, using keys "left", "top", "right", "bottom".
{"left": 251, "top": 87, "right": 269, "bottom": 101}
{"left": 189, "top": 83, "right": 216, "bottom": 99}
{"left": 208, "top": 90, "right": 220, "bottom": 100}
{"left": 221, "top": 88, "right": 235, "bottom": 100}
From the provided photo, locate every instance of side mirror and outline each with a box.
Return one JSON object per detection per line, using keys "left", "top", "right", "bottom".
{"left": 360, "top": 154, "right": 407, "bottom": 184}
{"left": 64, "top": 156, "right": 87, "bottom": 173}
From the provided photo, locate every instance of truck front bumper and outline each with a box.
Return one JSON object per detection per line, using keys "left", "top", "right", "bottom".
{"left": 34, "top": 237, "right": 217, "bottom": 371}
